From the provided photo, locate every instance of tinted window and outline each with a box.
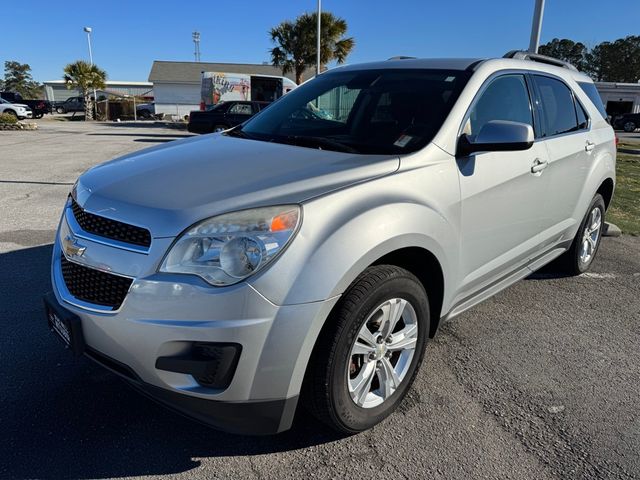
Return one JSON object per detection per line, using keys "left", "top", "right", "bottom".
{"left": 464, "top": 75, "right": 533, "bottom": 136}
{"left": 576, "top": 101, "right": 589, "bottom": 129}
{"left": 237, "top": 69, "right": 471, "bottom": 154}
{"left": 578, "top": 81, "right": 607, "bottom": 119}
{"left": 534, "top": 75, "right": 578, "bottom": 136}
{"left": 229, "top": 103, "right": 252, "bottom": 115}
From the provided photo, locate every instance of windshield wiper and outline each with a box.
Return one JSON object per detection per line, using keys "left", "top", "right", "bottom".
{"left": 284, "top": 135, "right": 359, "bottom": 154}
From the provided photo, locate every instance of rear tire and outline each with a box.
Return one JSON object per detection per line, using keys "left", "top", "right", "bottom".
{"left": 304, "top": 265, "right": 430, "bottom": 434}
{"left": 623, "top": 121, "right": 637, "bottom": 133}
{"left": 558, "top": 194, "right": 606, "bottom": 275}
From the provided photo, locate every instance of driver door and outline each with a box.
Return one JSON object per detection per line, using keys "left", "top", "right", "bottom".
{"left": 456, "top": 73, "right": 551, "bottom": 298}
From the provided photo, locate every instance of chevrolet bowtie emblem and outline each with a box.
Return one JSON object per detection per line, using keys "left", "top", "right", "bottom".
{"left": 62, "top": 235, "right": 87, "bottom": 258}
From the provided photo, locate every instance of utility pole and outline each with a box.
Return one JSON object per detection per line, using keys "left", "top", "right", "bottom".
{"left": 528, "top": 0, "right": 545, "bottom": 53}
{"left": 316, "top": 0, "right": 321, "bottom": 76}
{"left": 193, "top": 31, "right": 201, "bottom": 62}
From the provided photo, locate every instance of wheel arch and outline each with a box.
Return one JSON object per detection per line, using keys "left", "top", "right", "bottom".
{"left": 597, "top": 177, "right": 615, "bottom": 210}
{"left": 371, "top": 247, "right": 445, "bottom": 338}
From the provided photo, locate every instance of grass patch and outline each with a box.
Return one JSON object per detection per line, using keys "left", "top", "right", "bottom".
{"left": 608, "top": 153, "right": 640, "bottom": 235}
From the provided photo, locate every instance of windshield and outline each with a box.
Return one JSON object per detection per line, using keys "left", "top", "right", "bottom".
{"left": 234, "top": 68, "right": 470, "bottom": 154}
{"left": 0, "top": 98, "right": 8, "bottom": 104}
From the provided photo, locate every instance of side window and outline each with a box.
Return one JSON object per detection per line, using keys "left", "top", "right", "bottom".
{"left": 533, "top": 75, "right": 579, "bottom": 136}
{"left": 229, "top": 103, "right": 252, "bottom": 115}
{"left": 576, "top": 101, "right": 589, "bottom": 130}
{"left": 464, "top": 74, "right": 533, "bottom": 136}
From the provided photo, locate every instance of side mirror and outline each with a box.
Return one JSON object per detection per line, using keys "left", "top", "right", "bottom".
{"left": 457, "top": 120, "right": 534, "bottom": 156}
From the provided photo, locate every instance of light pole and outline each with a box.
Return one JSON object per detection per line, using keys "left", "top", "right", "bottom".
{"left": 83, "top": 26, "right": 98, "bottom": 119}
{"left": 316, "top": 0, "right": 321, "bottom": 76}
{"left": 84, "top": 26, "right": 93, "bottom": 63}
{"left": 528, "top": 0, "right": 545, "bottom": 53}
{"left": 193, "top": 31, "right": 201, "bottom": 62}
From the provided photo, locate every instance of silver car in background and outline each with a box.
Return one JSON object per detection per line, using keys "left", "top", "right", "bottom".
{"left": 44, "top": 51, "right": 615, "bottom": 435}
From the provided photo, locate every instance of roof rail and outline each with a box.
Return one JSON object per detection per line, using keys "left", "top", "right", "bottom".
{"left": 387, "top": 56, "right": 417, "bottom": 61}
{"left": 503, "top": 50, "right": 578, "bottom": 71}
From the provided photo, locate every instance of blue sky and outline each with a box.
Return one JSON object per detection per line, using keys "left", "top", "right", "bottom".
{"left": 3, "top": 0, "right": 639, "bottom": 83}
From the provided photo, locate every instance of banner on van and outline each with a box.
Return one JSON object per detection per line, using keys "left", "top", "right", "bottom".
{"left": 201, "top": 72, "right": 250, "bottom": 107}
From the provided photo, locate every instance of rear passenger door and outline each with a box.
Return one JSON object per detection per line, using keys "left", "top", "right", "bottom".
{"left": 531, "top": 74, "right": 592, "bottom": 240}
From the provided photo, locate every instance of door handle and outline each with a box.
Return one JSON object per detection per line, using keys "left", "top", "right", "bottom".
{"left": 585, "top": 141, "right": 595, "bottom": 152}
{"left": 531, "top": 158, "right": 548, "bottom": 174}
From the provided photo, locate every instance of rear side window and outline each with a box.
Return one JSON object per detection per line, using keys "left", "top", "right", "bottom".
{"left": 533, "top": 75, "right": 579, "bottom": 137}
{"left": 229, "top": 103, "right": 252, "bottom": 115}
{"left": 464, "top": 74, "right": 533, "bottom": 136}
{"left": 576, "top": 101, "right": 589, "bottom": 129}
{"left": 578, "top": 81, "right": 608, "bottom": 119}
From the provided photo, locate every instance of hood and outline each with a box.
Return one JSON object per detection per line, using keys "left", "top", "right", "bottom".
{"left": 12, "top": 103, "right": 29, "bottom": 109}
{"left": 75, "top": 134, "right": 399, "bottom": 237}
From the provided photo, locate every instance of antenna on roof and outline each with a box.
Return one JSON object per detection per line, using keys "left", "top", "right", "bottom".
{"left": 192, "top": 31, "right": 201, "bottom": 62}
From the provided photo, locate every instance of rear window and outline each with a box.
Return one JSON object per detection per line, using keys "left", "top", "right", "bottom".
{"left": 578, "top": 81, "right": 607, "bottom": 119}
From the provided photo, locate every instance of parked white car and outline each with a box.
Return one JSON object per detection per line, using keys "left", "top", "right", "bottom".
{"left": 0, "top": 98, "right": 32, "bottom": 119}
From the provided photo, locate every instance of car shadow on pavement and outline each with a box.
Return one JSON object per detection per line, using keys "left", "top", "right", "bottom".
{"left": 0, "top": 245, "right": 344, "bottom": 480}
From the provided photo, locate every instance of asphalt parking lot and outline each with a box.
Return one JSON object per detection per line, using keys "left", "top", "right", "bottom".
{"left": 1, "top": 121, "right": 639, "bottom": 479}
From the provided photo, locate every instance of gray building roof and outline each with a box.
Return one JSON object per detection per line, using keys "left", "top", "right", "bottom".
{"left": 148, "top": 60, "right": 314, "bottom": 84}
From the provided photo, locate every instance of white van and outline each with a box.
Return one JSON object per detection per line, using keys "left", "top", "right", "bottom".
{"left": 199, "top": 72, "right": 297, "bottom": 110}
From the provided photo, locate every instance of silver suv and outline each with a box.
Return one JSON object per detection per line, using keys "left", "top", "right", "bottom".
{"left": 44, "top": 52, "right": 616, "bottom": 435}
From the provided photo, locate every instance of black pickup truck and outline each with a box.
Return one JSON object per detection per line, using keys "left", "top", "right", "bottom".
{"left": 187, "top": 100, "right": 269, "bottom": 134}
{"left": 0, "top": 92, "right": 51, "bottom": 118}
{"left": 613, "top": 112, "right": 640, "bottom": 132}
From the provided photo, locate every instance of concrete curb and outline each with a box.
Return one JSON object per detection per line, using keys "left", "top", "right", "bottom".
{"left": 604, "top": 222, "right": 622, "bottom": 237}
{"left": 618, "top": 148, "right": 640, "bottom": 156}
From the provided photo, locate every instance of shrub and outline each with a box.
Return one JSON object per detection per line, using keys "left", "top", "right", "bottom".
{"left": 0, "top": 112, "right": 18, "bottom": 124}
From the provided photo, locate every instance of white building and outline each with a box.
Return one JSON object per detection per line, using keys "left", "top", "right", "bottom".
{"left": 148, "top": 61, "right": 310, "bottom": 118}
{"left": 595, "top": 81, "right": 640, "bottom": 116}
{"left": 43, "top": 80, "right": 153, "bottom": 102}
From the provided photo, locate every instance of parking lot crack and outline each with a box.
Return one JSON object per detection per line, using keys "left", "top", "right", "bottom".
{"left": 437, "top": 323, "right": 637, "bottom": 480}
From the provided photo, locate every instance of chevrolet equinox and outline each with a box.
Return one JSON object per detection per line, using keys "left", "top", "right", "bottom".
{"left": 45, "top": 52, "right": 616, "bottom": 435}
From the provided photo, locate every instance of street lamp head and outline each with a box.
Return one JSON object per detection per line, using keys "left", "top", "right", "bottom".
{"left": 84, "top": 27, "right": 92, "bottom": 33}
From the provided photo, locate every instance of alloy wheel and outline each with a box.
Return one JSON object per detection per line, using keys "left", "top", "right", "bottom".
{"left": 580, "top": 207, "right": 602, "bottom": 264}
{"left": 347, "top": 298, "right": 418, "bottom": 408}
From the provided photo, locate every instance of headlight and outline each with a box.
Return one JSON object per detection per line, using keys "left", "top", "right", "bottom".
{"left": 160, "top": 205, "right": 301, "bottom": 286}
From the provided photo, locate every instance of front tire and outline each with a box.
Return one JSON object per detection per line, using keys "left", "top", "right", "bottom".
{"left": 304, "top": 265, "right": 430, "bottom": 433}
{"left": 56, "top": 107, "right": 65, "bottom": 114}
{"left": 623, "top": 121, "right": 637, "bottom": 133}
{"left": 559, "top": 194, "right": 606, "bottom": 275}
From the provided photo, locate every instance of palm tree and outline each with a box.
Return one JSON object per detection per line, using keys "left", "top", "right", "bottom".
{"left": 270, "top": 12, "right": 354, "bottom": 84}
{"left": 63, "top": 61, "right": 107, "bottom": 120}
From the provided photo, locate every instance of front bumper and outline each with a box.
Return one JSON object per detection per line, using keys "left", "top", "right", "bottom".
{"left": 18, "top": 111, "right": 32, "bottom": 119}
{"left": 49, "top": 203, "right": 339, "bottom": 434}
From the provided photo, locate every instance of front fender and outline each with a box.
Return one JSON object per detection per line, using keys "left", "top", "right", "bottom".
{"left": 249, "top": 171, "right": 460, "bottom": 308}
